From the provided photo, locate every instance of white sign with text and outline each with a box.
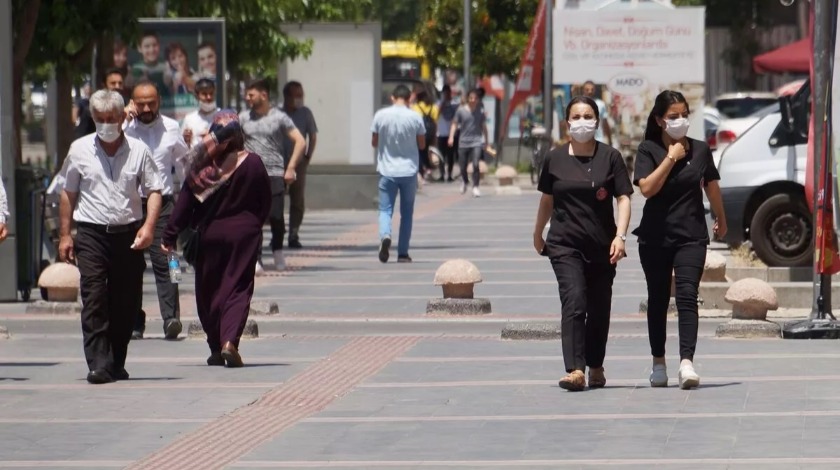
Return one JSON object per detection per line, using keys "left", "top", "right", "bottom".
{"left": 554, "top": 8, "right": 705, "bottom": 85}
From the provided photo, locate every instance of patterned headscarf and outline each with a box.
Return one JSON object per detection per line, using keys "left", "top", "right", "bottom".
{"left": 185, "top": 109, "right": 244, "bottom": 202}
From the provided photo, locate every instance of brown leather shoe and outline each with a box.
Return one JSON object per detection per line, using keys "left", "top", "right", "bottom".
{"left": 558, "top": 370, "right": 586, "bottom": 391}
{"left": 588, "top": 367, "right": 606, "bottom": 389}
{"left": 221, "top": 342, "right": 244, "bottom": 368}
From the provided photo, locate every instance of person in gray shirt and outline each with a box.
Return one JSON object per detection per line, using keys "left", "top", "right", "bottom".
{"left": 281, "top": 80, "right": 318, "bottom": 249}
{"left": 449, "top": 88, "right": 489, "bottom": 198}
{"left": 240, "top": 79, "right": 306, "bottom": 273}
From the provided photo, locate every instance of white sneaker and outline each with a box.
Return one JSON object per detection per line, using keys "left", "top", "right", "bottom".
{"left": 255, "top": 261, "right": 265, "bottom": 277}
{"left": 273, "top": 250, "right": 286, "bottom": 271}
{"left": 472, "top": 187, "right": 481, "bottom": 198}
{"left": 650, "top": 362, "right": 668, "bottom": 387}
{"left": 460, "top": 182, "right": 467, "bottom": 194}
{"left": 678, "top": 359, "right": 700, "bottom": 389}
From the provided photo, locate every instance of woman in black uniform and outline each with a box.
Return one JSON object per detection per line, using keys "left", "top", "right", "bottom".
{"left": 533, "top": 96, "right": 633, "bottom": 392}
{"left": 633, "top": 90, "right": 727, "bottom": 390}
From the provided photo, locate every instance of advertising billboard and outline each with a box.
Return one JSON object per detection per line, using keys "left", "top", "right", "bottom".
{"left": 553, "top": 8, "right": 705, "bottom": 154}
{"left": 113, "top": 19, "right": 226, "bottom": 122}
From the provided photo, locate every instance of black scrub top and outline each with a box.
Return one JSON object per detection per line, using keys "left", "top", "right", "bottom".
{"left": 632, "top": 138, "right": 721, "bottom": 246}
{"left": 538, "top": 142, "right": 634, "bottom": 263}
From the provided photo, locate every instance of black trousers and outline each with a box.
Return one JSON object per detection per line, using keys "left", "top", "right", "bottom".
{"left": 287, "top": 158, "right": 309, "bottom": 240}
{"left": 639, "top": 243, "right": 706, "bottom": 361}
{"left": 458, "top": 146, "right": 482, "bottom": 187}
{"left": 550, "top": 250, "right": 616, "bottom": 372}
{"left": 266, "top": 176, "right": 286, "bottom": 252}
{"left": 76, "top": 224, "right": 145, "bottom": 373}
{"left": 437, "top": 136, "right": 457, "bottom": 179}
{"left": 134, "top": 197, "right": 179, "bottom": 332}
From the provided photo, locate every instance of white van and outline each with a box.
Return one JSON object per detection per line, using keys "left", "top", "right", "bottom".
{"left": 714, "top": 81, "right": 811, "bottom": 267}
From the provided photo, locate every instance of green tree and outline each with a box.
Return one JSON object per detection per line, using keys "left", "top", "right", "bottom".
{"left": 415, "top": 0, "right": 541, "bottom": 79}
{"left": 367, "top": 0, "right": 425, "bottom": 40}
{"left": 13, "top": 0, "right": 158, "bottom": 166}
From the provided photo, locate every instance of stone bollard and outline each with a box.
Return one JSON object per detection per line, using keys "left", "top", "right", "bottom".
{"left": 426, "top": 259, "right": 492, "bottom": 315}
{"left": 0, "top": 325, "right": 9, "bottom": 340}
{"left": 702, "top": 251, "right": 727, "bottom": 282}
{"left": 188, "top": 319, "right": 259, "bottom": 339}
{"left": 37, "top": 263, "right": 80, "bottom": 302}
{"left": 495, "top": 165, "right": 518, "bottom": 186}
{"left": 715, "top": 278, "right": 781, "bottom": 338}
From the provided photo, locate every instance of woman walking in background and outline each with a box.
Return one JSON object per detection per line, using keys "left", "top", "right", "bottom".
{"left": 411, "top": 85, "right": 439, "bottom": 183}
{"left": 533, "top": 96, "right": 633, "bottom": 391}
{"left": 633, "top": 90, "right": 727, "bottom": 389}
{"left": 436, "top": 85, "right": 459, "bottom": 182}
{"left": 162, "top": 110, "right": 271, "bottom": 368}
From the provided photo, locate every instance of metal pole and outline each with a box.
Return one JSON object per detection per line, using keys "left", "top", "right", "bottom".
{"left": 811, "top": 0, "right": 832, "bottom": 320}
{"left": 543, "top": 0, "right": 553, "bottom": 140}
{"left": 0, "top": 0, "right": 16, "bottom": 300}
{"left": 463, "top": 0, "right": 471, "bottom": 91}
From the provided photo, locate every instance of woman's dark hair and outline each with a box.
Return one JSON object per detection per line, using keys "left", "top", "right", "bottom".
{"left": 644, "top": 90, "right": 690, "bottom": 142}
{"left": 564, "top": 96, "right": 599, "bottom": 122}
{"left": 416, "top": 84, "right": 434, "bottom": 106}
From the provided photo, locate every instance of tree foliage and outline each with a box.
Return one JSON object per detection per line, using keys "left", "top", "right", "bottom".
{"left": 165, "top": 0, "right": 373, "bottom": 78}
{"left": 415, "top": 0, "right": 541, "bottom": 79}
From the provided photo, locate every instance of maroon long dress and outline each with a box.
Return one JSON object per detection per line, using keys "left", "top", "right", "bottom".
{"left": 163, "top": 153, "right": 271, "bottom": 352}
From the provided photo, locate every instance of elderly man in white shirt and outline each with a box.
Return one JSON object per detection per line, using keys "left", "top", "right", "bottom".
{"left": 59, "top": 89, "right": 163, "bottom": 384}
{"left": 0, "top": 175, "right": 8, "bottom": 243}
{"left": 123, "top": 79, "right": 189, "bottom": 340}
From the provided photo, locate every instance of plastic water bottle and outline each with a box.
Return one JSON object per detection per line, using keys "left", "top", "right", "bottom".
{"left": 168, "top": 252, "right": 182, "bottom": 284}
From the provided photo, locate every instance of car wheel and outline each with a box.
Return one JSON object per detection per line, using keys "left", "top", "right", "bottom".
{"left": 750, "top": 193, "right": 812, "bottom": 267}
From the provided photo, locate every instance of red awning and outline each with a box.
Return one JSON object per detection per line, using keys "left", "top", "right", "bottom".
{"left": 753, "top": 38, "right": 810, "bottom": 74}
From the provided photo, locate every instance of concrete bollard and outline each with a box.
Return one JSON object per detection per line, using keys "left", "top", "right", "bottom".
{"left": 702, "top": 251, "right": 727, "bottom": 282}
{"left": 37, "top": 263, "right": 80, "bottom": 302}
{"left": 716, "top": 278, "right": 781, "bottom": 338}
{"left": 427, "top": 259, "right": 491, "bottom": 315}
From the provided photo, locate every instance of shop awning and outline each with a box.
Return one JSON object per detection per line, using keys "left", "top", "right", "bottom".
{"left": 753, "top": 38, "right": 810, "bottom": 74}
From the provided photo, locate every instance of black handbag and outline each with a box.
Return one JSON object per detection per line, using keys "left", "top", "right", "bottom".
{"left": 181, "top": 182, "right": 229, "bottom": 266}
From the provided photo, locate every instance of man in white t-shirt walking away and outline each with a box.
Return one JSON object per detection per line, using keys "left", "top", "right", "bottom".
{"left": 371, "top": 85, "right": 426, "bottom": 263}
{"left": 583, "top": 80, "right": 613, "bottom": 146}
{"left": 123, "top": 80, "right": 189, "bottom": 340}
{"left": 181, "top": 78, "right": 219, "bottom": 149}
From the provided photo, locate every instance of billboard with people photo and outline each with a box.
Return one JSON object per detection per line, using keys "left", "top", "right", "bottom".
{"left": 112, "top": 19, "right": 225, "bottom": 122}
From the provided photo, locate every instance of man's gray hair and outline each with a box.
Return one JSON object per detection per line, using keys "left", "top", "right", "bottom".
{"left": 89, "top": 89, "right": 125, "bottom": 117}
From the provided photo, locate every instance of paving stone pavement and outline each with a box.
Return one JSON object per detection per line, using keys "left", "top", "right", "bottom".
{"left": 1, "top": 182, "right": 838, "bottom": 469}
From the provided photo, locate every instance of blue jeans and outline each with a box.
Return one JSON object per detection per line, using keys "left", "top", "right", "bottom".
{"left": 378, "top": 175, "right": 417, "bottom": 257}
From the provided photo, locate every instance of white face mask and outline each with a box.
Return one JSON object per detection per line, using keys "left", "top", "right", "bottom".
{"left": 293, "top": 98, "right": 304, "bottom": 108}
{"left": 199, "top": 101, "right": 217, "bottom": 113}
{"left": 568, "top": 119, "right": 598, "bottom": 143}
{"left": 95, "top": 122, "right": 121, "bottom": 143}
{"left": 664, "top": 117, "right": 690, "bottom": 139}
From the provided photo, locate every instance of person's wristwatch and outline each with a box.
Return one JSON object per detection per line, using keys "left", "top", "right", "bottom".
{"left": 616, "top": 234, "right": 627, "bottom": 241}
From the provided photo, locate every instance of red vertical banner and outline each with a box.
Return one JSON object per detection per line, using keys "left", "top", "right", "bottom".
{"left": 501, "top": 0, "right": 547, "bottom": 138}
{"left": 807, "top": 1, "right": 840, "bottom": 275}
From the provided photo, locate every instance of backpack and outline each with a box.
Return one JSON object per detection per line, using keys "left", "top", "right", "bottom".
{"left": 420, "top": 106, "right": 437, "bottom": 142}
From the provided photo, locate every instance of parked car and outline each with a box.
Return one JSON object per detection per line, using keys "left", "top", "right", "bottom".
{"left": 713, "top": 82, "right": 811, "bottom": 267}
{"left": 713, "top": 91, "right": 778, "bottom": 119}
{"left": 714, "top": 103, "right": 780, "bottom": 156}
{"left": 704, "top": 106, "right": 722, "bottom": 150}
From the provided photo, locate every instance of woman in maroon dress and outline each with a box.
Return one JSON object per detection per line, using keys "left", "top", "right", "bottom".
{"left": 162, "top": 110, "right": 271, "bottom": 367}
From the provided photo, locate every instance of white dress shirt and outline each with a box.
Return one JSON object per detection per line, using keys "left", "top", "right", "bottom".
{"left": 124, "top": 115, "right": 189, "bottom": 195}
{"left": 181, "top": 108, "right": 219, "bottom": 147}
{"left": 62, "top": 135, "right": 163, "bottom": 226}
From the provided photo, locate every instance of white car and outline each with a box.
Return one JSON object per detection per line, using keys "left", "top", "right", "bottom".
{"left": 712, "top": 92, "right": 778, "bottom": 154}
